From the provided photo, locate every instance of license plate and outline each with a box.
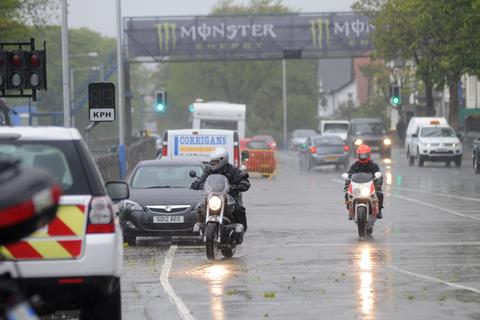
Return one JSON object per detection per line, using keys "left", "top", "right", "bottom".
{"left": 153, "top": 216, "right": 184, "bottom": 223}
{"left": 436, "top": 149, "right": 448, "bottom": 153}
{"left": 371, "top": 146, "right": 380, "bottom": 151}
{"left": 325, "top": 157, "right": 338, "bottom": 162}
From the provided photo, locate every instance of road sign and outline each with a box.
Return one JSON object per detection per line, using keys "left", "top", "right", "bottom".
{"left": 88, "top": 82, "right": 115, "bottom": 122}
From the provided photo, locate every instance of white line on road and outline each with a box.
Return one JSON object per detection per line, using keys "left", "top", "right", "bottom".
{"left": 258, "top": 241, "right": 480, "bottom": 248}
{"left": 390, "top": 193, "right": 480, "bottom": 221}
{"left": 160, "top": 245, "right": 196, "bottom": 320}
{"left": 389, "top": 265, "right": 480, "bottom": 294}
{"left": 388, "top": 185, "right": 480, "bottom": 202}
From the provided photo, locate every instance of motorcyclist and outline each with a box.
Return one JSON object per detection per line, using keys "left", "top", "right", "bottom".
{"left": 191, "top": 147, "right": 250, "bottom": 231}
{"left": 344, "top": 144, "right": 384, "bottom": 220}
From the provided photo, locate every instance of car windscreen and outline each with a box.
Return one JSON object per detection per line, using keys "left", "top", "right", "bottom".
{"left": 293, "top": 130, "right": 316, "bottom": 138}
{"left": 131, "top": 165, "right": 203, "bottom": 189}
{"left": 0, "top": 140, "right": 90, "bottom": 195}
{"left": 352, "top": 123, "right": 386, "bottom": 135}
{"left": 324, "top": 123, "right": 349, "bottom": 133}
{"left": 247, "top": 140, "right": 270, "bottom": 150}
{"left": 312, "top": 136, "right": 344, "bottom": 146}
{"left": 351, "top": 172, "right": 373, "bottom": 183}
{"left": 420, "top": 127, "right": 455, "bottom": 137}
{"left": 205, "top": 174, "right": 228, "bottom": 193}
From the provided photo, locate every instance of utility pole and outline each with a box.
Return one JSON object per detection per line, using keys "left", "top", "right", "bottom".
{"left": 61, "top": 0, "right": 71, "bottom": 127}
{"left": 116, "top": 0, "right": 126, "bottom": 179}
{"left": 282, "top": 59, "right": 288, "bottom": 150}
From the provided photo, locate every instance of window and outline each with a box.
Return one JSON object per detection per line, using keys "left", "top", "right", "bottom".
{"left": 420, "top": 127, "right": 455, "bottom": 137}
{"left": 313, "top": 136, "right": 344, "bottom": 146}
{"left": 352, "top": 123, "right": 386, "bottom": 135}
{"left": 246, "top": 140, "right": 270, "bottom": 150}
{"left": 131, "top": 165, "right": 203, "bottom": 189}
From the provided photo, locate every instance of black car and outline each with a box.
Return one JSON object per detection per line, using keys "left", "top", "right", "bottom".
{"left": 347, "top": 118, "right": 392, "bottom": 158}
{"left": 473, "top": 136, "right": 480, "bottom": 174}
{"left": 119, "top": 159, "right": 204, "bottom": 245}
{"left": 299, "top": 135, "right": 350, "bottom": 171}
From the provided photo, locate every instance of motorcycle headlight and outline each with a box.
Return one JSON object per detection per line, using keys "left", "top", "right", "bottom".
{"left": 123, "top": 200, "right": 143, "bottom": 211}
{"left": 208, "top": 196, "right": 223, "bottom": 211}
{"left": 354, "top": 139, "right": 363, "bottom": 146}
{"left": 383, "top": 138, "right": 392, "bottom": 146}
{"left": 360, "top": 186, "right": 371, "bottom": 197}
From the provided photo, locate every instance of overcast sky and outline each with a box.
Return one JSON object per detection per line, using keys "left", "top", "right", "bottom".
{"left": 68, "top": 0, "right": 354, "bottom": 37}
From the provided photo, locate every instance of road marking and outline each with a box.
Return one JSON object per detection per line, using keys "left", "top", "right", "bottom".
{"left": 330, "top": 178, "right": 480, "bottom": 221}
{"left": 388, "top": 186, "right": 480, "bottom": 202}
{"left": 160, "top": 245, "right": 196, "bottom": 320}
{"left": 390, "top": 193, "right": 480, "bottom": 221}
{"left": 258, "top": 242, "right": 480, "bottom": 248}
{"left": 389, "top": 265, "right": 480, "bottom": 294}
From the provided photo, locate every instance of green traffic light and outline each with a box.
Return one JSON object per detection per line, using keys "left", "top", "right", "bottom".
{"left": 188, "top": 104, "right": 195, "bottom": 112}
{"left": 155, "top": 103, "right": 165, "bottom": 112}
{"left": 392, "top": 97, "right": 400, "bottom": 105}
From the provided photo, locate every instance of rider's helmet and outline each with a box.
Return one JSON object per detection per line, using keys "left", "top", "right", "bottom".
{"left": 356, "top": 144, "right": 371, "bottom": 164}
{"left": 209, "top": 147, "right": 229, "bottom": 171}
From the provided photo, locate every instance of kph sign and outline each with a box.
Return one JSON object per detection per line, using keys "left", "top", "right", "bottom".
{"left": 88, "top": 82, "right": 116, "bottom": 122}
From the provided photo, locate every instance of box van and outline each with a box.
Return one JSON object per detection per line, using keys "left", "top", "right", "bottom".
{"left": 191, "top": 101, "right": 246, "bottom": 139}
{"left": 405, "top": 117, "right": 448, "bottom": 152}
{"left": 319, "top": 120, "right": 350, "bottom": 141}
{"left": 161, "top": 129, "right": 241, "bottom": 167}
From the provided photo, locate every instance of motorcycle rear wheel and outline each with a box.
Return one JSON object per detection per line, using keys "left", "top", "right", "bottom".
{"left": 357, "top": 207, "right": 367, "bottom": 239}
{"left": 206, "top": 223, "right": 219, "bottom": 260}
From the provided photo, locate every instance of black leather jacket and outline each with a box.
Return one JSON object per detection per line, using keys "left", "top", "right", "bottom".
{"left": 191, "top": 163, "right": 250, "bottom": 198}
{"left": 346, "top": 160, "right": 383, "bottom": 189}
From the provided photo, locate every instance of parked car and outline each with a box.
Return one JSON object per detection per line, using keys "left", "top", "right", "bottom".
{"left": 289, "top": 129, "right": 317, "bottom": 151}
{"left": 0, "top": 126, "right": 127, "bottom": 318}
{"left": 119, "top": 159, "right": 205, "bottom": 245}
{"left": 299, "top": 135, "right": 350, "bottom": 171}
{"left": 408, "top": 124, "right": 463, "bottom": 167}
{"left": 348, "top": 118, "right": 392, "bottom": 158}
{"left": 242, "top": 139, "right": 276, "bottom": 177}
{"left": 474, "top": 136, "right": 480, "bottom": 174}
{"left": 253, "top": 135, "right": 278, "bottom": 150}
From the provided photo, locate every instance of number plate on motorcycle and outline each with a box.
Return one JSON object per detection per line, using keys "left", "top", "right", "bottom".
{"left": 153, "top": 216, "right": 184, "bottom": 223}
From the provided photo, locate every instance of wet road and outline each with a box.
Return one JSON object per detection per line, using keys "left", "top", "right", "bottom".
{"left": 122, "top": 149, "right": 480, "bottom": 320}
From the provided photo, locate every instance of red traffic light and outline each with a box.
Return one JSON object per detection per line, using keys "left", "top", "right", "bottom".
{"left": 30, "top": 54, "right": 40, "bottom": 68}
{"left": 10, "top": 54, "right": 22, "bottom": 67}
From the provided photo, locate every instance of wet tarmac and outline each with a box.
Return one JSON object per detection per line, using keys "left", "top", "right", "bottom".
{"left": 121, "top": 149, "right": 480, "bottom": 320}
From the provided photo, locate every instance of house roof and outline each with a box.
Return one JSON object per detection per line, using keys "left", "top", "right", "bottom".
{"left": 317, "top": 58, "right": 354, "bottom": 93}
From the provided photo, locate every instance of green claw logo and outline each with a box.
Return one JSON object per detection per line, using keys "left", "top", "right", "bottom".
{"left": 310, "top": 19, "right": 330, "bottom": 49}
{"left": 156, "top": 23, "right": 177, "bottom": 52}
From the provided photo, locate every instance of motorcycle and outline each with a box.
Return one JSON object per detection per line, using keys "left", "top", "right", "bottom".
{"left": 342, "top": 171, "right": 382, "bottom": 240}
{"left": 191, "top": 172, "right": 244, "bottom": 260}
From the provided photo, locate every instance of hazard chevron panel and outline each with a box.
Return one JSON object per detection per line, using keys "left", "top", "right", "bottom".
{"left": 0, "top": 204, "right": 87, "bottom": 260}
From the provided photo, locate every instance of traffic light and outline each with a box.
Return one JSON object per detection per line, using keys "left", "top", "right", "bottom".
{"left": 3, "top": 51, "right": 47, "bottom": 90}
{"left": 390, "top": 84, "right": 401, "bottom": 106}
{"left": 154, "top": 90, "right": 167, "bottom": 112}
{"left": 188, "top": 104, "right": 195, "bottom": 113}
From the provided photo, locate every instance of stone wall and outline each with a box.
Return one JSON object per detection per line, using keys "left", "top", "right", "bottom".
{"left": 94, "top": 137, "right": 156, "bottom": 182}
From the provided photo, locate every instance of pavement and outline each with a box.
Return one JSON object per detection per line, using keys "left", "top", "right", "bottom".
{"left": 121, "top": 148, "right": 480, "bottom": 320}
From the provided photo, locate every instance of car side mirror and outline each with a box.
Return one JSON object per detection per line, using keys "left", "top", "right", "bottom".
{"left": 341, "top": 173, "right": 349, "bottom": 180}
{"left": 241, "top": 150, "right": 250, "bottom": 161}
{"left": 412, "top": 133, "right": 418, "bottom": 138}
{"left": 106, "top": 181, "right": 129, "bottom": 202}
{"left": 374, "top": 172, "right": 382, "bottom": 180}
{"left": 189, "top": 170, "right": 197, "bottom": 178}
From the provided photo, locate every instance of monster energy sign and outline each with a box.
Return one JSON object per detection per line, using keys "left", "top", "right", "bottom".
{"left": 124, "top": 13, "right": 374, "bottom": 62}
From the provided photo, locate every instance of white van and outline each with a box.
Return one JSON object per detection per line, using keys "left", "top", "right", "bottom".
{"left": 191, "top": 101, "right": 246, "bottom": 139}
{"left": 161, "top": 129, "right": 241, "bottom": 167}
{"left": 319, "top": 120, "right": 350, "bottom": 141}
{"left": 405, "top": 117, "right": 448, "bottom": 152}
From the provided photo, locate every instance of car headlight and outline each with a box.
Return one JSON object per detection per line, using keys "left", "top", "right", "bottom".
{"left": 208, "top": 196, "right": 223, "bottom": 211}
{"left": 354, "top": 139, "right": 363, "bottom": 146}
{"left": 123, "top": 200, "right": 143, "bottom": 211}
{"left": 452, "top": 143, "right": 457, "bottom": 148}
{"left": 383, "top": 138, "right": 392, "bottom": 146}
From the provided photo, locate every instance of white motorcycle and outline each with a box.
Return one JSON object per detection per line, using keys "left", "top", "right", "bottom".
{"left": 342, "top": 172, "right": 382, "bottom": 240}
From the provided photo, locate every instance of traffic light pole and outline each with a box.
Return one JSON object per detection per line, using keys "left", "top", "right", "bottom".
{"left": 116, "top": 0, "right": 126, "bottom": 179}
{"left": 61, "top": 0, "right": 71, "bottom": 128}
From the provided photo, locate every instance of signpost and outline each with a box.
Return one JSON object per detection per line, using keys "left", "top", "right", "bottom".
{"left": 88, "top": 82, "right": 116, "bottom": 122}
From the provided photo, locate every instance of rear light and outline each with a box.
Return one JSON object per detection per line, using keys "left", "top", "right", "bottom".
{"left": 58, "top": 278, "right": 84, "bottom": 284}
{"left": 161, "top": 143, "right": 167, "bottom": 157}
{"left": 234, "top": 144, "right": 240, "bottom": 167}
{"left": 87, "top": 197, "right": 115, "bottom": 234}
{"left": 343, "top": 145, "right": 350, "bottom": 152}
{"left": 309, "top": 146, "right": 317, "bottom": 154}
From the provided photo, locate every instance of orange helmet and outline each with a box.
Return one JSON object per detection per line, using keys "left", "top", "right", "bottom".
{"left": 356, "top": 144, "right": 371, "bottom": 163}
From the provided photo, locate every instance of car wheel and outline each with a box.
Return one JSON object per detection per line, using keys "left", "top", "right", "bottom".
{"left": 409, "top": 153, "right": 415, "bottom": 166}
{"left": 305, "top": 157, "right": 313, "bottom": 171}
{"left": 406, "top": 148, "right": 410, "bottom": 160}
{"left": 445, "top": 161, "right": 451, "bottom": 167}
{"left": 125, "top": 235, "right": 136, "bottom": 247}
{"left": 454, "top": 156, "right": 462, "bottom": 168}
{"left": 475, "top": 155, "right": 480, "bottom": 174}
{"left": 343, "top": 160, "right": 350, "bottom": 169}
{"left": 417, "top": 155, "right": 424, "bottom": 167}
{"left": 81, "top": 279, "right": 121, "bottom": 320}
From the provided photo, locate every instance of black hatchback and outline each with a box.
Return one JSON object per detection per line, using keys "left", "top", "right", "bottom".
{"left": 119, "top": 159, "right": 204, "bottom": 245}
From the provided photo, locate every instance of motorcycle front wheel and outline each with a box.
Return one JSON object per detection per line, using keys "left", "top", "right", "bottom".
{"left": 357, "top": 206, "right": 367, "bottom": 239}
{"left": 206, "top": 223, "right": 219, "bottom": 260}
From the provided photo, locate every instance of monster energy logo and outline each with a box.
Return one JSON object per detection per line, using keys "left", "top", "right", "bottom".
{"left": 310, "top": 19, "right": 331, "bottom": 49}
{"left": 156, "top": 23, "right": 177, "bottom": 52}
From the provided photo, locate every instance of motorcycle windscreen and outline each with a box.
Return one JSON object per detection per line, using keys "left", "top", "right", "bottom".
{"left": 351, "top": 172, "right": 374, "bottom": 183}
{"left": 205, "top": 174, "right": 228, "bottom": 193}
